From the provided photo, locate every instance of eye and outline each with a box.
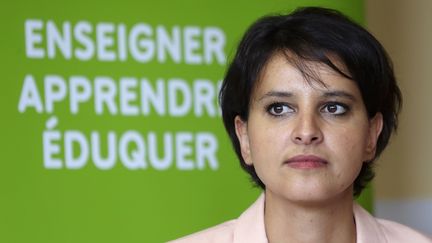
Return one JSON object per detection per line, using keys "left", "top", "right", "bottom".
{"left": 321, "top": 103, "right": 348, "bottom": 115}
{"left": 267, "top": 103, "right": 294, "bottom": 116}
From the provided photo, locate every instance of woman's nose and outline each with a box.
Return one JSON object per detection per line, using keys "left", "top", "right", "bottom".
{"left": 290, "top": 112, "right": 323, "bottom": 145}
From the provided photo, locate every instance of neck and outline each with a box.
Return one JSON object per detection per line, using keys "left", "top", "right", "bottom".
{"left": 264, "top": 190, "right": 356, "bottom": 243}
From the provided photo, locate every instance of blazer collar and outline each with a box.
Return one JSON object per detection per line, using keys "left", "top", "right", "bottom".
{"left": 233, "top": 193, "right": 268, "bottom": 243}
{"left": 354, "top": 203, "right": 387, "bottom": 243}
{"left": 232, "top": 193, "right": 387, "bottom": 243}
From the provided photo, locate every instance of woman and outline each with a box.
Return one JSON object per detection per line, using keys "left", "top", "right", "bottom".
{"left": 171, "top": 7, "right": 432, "bottom": 243}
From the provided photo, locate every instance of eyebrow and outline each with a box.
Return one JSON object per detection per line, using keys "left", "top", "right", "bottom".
{"left": 323, "top": 91, "right": 357, "bottom": 101}
{"left": 257, "top": 91, "right": 293, "bottom": 101}
{"left": 257, "top": 90, "right": 357, "bottom": 101}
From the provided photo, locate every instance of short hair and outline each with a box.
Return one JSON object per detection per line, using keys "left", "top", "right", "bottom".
{"left": 219, "top": 7, "right": 402, "bottom": 196}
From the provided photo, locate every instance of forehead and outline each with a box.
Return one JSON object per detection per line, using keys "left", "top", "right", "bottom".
{"left": 252, "top": 53, "right": 361, "bottom": 98}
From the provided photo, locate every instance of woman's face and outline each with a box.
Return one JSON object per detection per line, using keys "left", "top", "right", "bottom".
{"left": 235, "top": 54, "right": 383, "bottom": 203}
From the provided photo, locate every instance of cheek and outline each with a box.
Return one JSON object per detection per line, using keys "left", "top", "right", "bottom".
{"left": 328, "top": 134, "right": 366, "bottom": 191}
{"left": 248, "top": 126, "right": 286, "bottom": 163}
{"left": 331, "top": 122, "right": 370, "bottom": 151}
{"left": 333, "top": 127, "right": 370, "bottom": 171}
{"left": 248, "top": 132, "right": 272, "bottom": 160}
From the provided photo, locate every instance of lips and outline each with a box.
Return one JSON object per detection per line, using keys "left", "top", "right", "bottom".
{"left": 284, "top": 155, "right": 328, "bottom": 169}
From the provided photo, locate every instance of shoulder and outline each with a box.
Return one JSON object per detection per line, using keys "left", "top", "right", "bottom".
{"left": 167, "top": 219, "right": 236, "bottom": 243}
{"left": 168, "top": 193, "right": 267, "bottom": 243}
{"left": 354, "top": 203, "right": 432, "bottom": 243}
{"left": 376, "top": 218, "right": 432, "bottom": 243}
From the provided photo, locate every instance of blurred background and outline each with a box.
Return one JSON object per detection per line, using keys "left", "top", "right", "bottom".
{"left": 367, "top": 0, "right": 432, "bottom": 236}
{"left": 0, "top": 0, "right": 430, "bottom": 242}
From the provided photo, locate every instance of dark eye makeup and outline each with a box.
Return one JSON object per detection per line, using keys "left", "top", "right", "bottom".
{"left": 320, "top": 102, "right": 350, "bottom": 116}
{"left": 265, "top": 101, "right": 350, "bottom": 117}
{"left": 266, "top": 102, "right": 294, "bottom": 116}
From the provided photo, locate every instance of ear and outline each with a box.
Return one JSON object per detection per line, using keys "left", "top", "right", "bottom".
{"left": 234, "top": 115, "right": 252, "bottom": 165}
{"left": 365, "top": 112, "right": 384, "bottom": 161}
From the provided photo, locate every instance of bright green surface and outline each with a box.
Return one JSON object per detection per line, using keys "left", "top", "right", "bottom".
{"left": 0, "top": 1, "right": 366, "bottom": 242}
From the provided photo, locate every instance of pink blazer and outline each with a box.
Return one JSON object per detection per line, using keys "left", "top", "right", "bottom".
{"left": 170, "top": 194, "right": 432, "bottom": 243}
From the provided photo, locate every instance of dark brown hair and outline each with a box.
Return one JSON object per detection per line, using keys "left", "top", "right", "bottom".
{"left": 219, "top": 7, "right": 402, "bottom": 196}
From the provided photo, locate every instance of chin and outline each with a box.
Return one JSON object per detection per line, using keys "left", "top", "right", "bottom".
{"left": 275, "top": 187, "right": 350, "bottom": 205}
{"left": 290, "top": 193, "right": 332, "bottom": 204}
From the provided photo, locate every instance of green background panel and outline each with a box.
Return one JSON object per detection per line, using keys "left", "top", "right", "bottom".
{"left": 0, "top": 1, "right": 367, "bottom": 242}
